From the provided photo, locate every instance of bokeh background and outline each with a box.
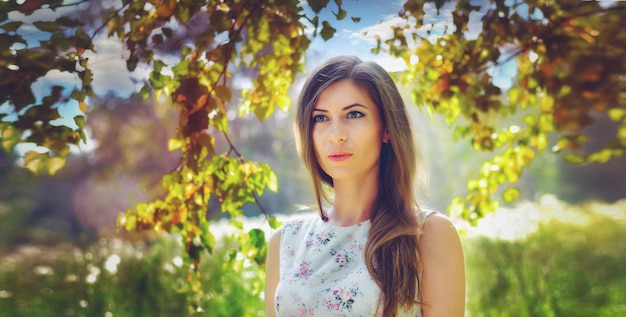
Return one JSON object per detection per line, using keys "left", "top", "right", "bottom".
{"left": 1, "top": 0, "right": 625, "bottom": 316}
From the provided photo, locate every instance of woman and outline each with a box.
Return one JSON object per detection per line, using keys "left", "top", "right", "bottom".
{"left": 265, "top": 56, "right": 465, "bottom": 316}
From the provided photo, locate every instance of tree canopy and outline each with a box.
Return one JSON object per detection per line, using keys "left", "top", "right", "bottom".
{"left": 380, "top": 0, "right": 626, "bottom": 222}
{"left": 1, "top": 0, "right": 625, "bottom": 308}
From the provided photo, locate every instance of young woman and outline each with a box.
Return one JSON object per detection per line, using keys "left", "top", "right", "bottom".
{"left": 265, "top": 56, "right": 465, "bottom": 316}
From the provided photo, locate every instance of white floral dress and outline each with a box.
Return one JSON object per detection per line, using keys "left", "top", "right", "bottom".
{"left": 274, "top": 214, "right": 422, "bottom": 316}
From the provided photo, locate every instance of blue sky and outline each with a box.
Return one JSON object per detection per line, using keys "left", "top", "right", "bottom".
{"left": 6, "top": 0, "right": 507, "bottom": 155}
{"left": 7, "top": 0, "right": 479, "bottom": 100}
{"left": 304, "top": 0, "right": 452, "bottom": 71}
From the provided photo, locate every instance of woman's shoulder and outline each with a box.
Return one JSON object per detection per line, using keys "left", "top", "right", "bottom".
{"left": 418, "top": 209, "right": 459, "bottom": 238}
{"left": 417, "top": 208, "right": 438, "bottom": 222}
{"left": 417, "top": 209, "right": 464, "bottom": 261}
{"left": 416, "top": 210, "right": 466, "bottom": 316}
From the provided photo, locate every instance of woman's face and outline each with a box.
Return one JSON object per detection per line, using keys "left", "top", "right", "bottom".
{"left": 311, "top": 79, "right": 387, "bottom": 183}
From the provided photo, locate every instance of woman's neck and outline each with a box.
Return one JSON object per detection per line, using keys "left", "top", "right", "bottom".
{"left": 327, "top": 172, "right": 379, "bottom": 226}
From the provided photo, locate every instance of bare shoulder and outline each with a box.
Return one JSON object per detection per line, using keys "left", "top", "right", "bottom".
{"left": 420, "top": 212, "right": 461, "bottom": 241}
{"left": 419, "top": 212, "right": 464, "bottom": 261}
{"left": 268, "top": 226, "right": 283, "bottom": 249}
{"left": 418, "top": 211, "right": 466, "bottom": 316}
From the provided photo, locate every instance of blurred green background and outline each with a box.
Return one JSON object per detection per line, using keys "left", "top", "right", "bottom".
{"left": 2, "top": 89, "right": 626, "bottom": 316}
{"left": 2, "top": 0, "right": 626, "bottom": 314}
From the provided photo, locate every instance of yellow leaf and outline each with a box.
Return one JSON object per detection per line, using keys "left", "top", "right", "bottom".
{"left": 540, "top": 95, "right": 554, "bottom": 113}
{"left": 79, "top": 100, "right": 87, "bottom": 113}
{"left": 214, "top": 85, "right": 231, "bottom": 102}
{"left": 168, "top": 138, "right": 183, "bottom": 151}
{"left": 47, "top": 156, "right": 66, "bottom": 174}
{"left": 267, "top": 170, "right": 278, "bottom": 192}
{"left": 608, "top": 108, "right": 626, "bottom": 121}
{"left": 23, "top": 151, "right": 43, "bottom": 174}
{"left": 502, "top": 187, "right": 520, "bottom": 204}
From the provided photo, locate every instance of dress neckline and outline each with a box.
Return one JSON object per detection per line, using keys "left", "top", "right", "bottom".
{"left": 316, "top": 215, "right": 371, "bottom": 229}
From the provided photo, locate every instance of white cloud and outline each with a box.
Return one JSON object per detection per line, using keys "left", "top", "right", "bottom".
{"left": 349, "top": 15, "right": 410, "bottom": 45}
{"left": 85, "top": 37, "right": 136, "bottom": 97}
{"left": 373, "top": 56, "right": 408, "bottom": 73}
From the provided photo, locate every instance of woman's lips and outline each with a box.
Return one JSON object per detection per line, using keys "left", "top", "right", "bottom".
{"left": 327, "top": 151, "right": 353, "bottom": 162}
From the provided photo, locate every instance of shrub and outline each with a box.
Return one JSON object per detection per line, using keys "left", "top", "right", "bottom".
{"left": 0, "top": 235, "right": 264, "bottom": 317}
{"left": 465, "top": 199, "right": 626, "bottom": 317}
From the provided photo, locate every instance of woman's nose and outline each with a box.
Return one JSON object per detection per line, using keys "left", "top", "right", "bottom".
{"left": 330, "top": 121, "right": 347, "bottom": 143}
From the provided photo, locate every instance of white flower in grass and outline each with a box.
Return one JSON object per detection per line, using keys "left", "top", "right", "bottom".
{"left": 104, "top": 254, "right": 121, "bottom": 274}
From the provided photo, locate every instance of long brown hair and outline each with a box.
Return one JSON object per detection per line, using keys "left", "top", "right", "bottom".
{"left": 295, "top": 55, "right": 422, "bottom": 316}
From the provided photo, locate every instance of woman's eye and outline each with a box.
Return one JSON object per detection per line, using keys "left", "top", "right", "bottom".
{"left": 347, "top": 111, "right": 364, "bottom": 119}
{"left": 312, "top": 115, "right": 328, "bottom": 122}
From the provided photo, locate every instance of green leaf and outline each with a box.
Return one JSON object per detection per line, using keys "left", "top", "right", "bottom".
{"left": 56, "top": 17, "right": 83, "bottom": 27}
{"left": 74, "top": 28, "right": 92, "bottom": 50}
{"left": 335, "top": 8, "right": 347, "bottom": 21}
{"left": 49, "top": 32, "right": 71, "bottom": 50}
{"left": 308, "top": 0, "right": 330, "bottom": 13}
{"left": 267, "top": 168, "right": 278, "bottom": 192}
{"left": 47, "top": 156, "right": 66, "bottom": 174}
{"left": 167, "top": 138, "right": 183, "bottom": 151}
{"left": 1, "top": 21, "right": 22, "bottom": 32}
{"left": 540, "top": 95, "right": 554, "bottom": 113}
{"left": 587, "top": 148, "right": 614, "bottom": 164}
{"left": 508, "top": 86, "right": 521, "bottom": 104}
{"left": 0, "top": 124, "right": 20, "bottom": 152}
{"left": 34, "top": 21, "right": 61, "bottom": 32}
{"left": 351, "top": 16, "right": 361, "bottom": 23}
{"left": 563, "top": 152, "right": 587, "bottom": 165}
{"left": 320, "top": 21, "right": 336, "bottom": 41}
{"left": 23, "top": 150, "right": 44, "bottom": 174}
{"left": 310, "top": 16, "right": 319, "bottom": 28}
{"left": 248, "top": 228, "right": 265, "bottom": 249}
{"left": 154, "top": 60, "right": 166, "bottom": 73}
{"left": 268, "top": 215, "right": 282, "bottom": 229}
{"left": 229, "top": 220, "right": 244, "bottom": 230}
{"left": 502, "top": 187, "right": 520, "bottom": 204}
{"left": 608, "top": 108, "right": 626, "bottom": 121}
{"left": 73, "top": 115, "right": 85, "bottom": 129}
{"left": 200, "top": 222, "right": 215, "bottom": 254}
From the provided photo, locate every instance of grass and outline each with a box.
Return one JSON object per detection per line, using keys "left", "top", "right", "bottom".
{"left": 0, "top": 235, "right": 264, "bottom": 317}
{"left": 1, "top": 196, "right": 624, "bottom": 316}
{"left": 464, "top": 197, "right": 626, "bottom": 317}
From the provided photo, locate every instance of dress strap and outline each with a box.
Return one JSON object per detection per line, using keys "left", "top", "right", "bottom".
{"left": 417, "top": 208, "right": 438, "bottom": 225}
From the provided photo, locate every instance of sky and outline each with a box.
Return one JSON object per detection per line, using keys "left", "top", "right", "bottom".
{"left": 6, "top": 0, "right": 500, "bottom": 155}
{"left": 8, "top": 0, "right": 469, "bottom": 99}
{"left": 302, "top": 0, "right": 411, "bottom": 71}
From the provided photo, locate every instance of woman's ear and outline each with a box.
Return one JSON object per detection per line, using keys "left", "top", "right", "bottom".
{"left": 382, "top": 130, "right": 390, "bottom": 143}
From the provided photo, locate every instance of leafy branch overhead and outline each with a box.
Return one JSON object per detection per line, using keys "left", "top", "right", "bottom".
{"left": 0, "top": 0, "right": 353, "bottom": 308}
{"left": 381, "top": 0, "right": 626, "bottom": 223}
{"left": 1, "top": 0, "right": 625, "bottom": 303}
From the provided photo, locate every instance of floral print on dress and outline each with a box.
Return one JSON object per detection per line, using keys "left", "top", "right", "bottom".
{"left": 330, "top": 249, "right": 351, "bottom": 271}
{"left": 305, "top": 230, "right": 335, "bottom": 253}
{"left": 325, "top": 286, "right": 361, "bottom": 312}
{"left": 274, "top": 215, "right": 423, "bottom": 316}
{"left": 295, "top": 261, "right": 313, "bottom": 279}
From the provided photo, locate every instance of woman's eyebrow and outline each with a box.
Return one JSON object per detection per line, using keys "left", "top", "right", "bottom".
{"left": 343, "top": 103, "right": 368, "bottom": 111}
{"left": 312, "top": 103, "right": 368, "bottom": 112}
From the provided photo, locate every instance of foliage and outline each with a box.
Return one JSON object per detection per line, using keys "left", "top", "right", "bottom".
{"left": 0, "top": 234, "right": 265, "bottom": 317}
{"left": 382, "top": 0, "right": 626, "bottom": 223}
{"left": 0, "top": 0, "right": 357, "bottom": 308}
{"left": 3, "top": 0, "right": 626, "bottom": 309}
{"left": 1, "top": 199, "right": 624, "bottom": 317}
{"left": 464, "top": 198, "right": 626, "bottom": 317}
